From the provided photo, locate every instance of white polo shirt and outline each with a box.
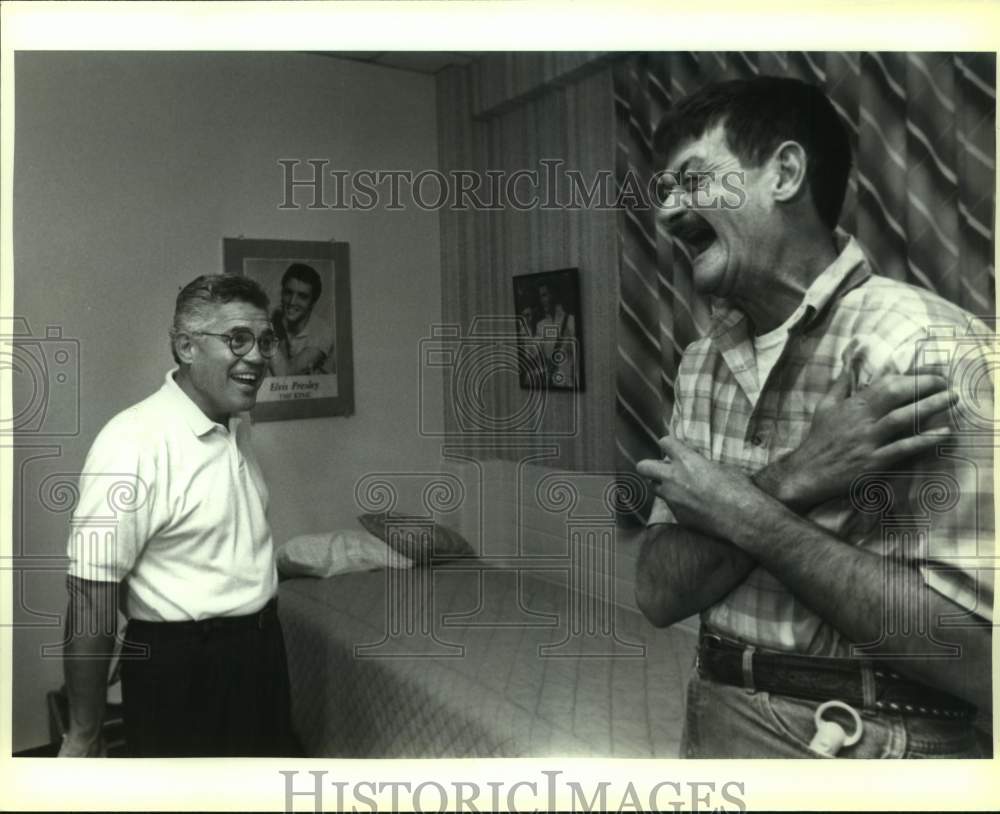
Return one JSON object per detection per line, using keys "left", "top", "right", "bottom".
{"left": 67, "top": 370, "right": 277, "bottom": 621}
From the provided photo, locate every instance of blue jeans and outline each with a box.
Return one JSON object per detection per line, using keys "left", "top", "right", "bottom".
{"left": 681, "top": 670, "right": 987, "bottom": 758}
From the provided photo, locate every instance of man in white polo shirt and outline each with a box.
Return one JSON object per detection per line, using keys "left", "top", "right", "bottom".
{"left": 59, "top": 274, "right": 297, "bottom": 757}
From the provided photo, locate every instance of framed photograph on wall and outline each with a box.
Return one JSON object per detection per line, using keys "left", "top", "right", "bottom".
{"left": 513, "top": 267, "right": 584, "bottom": 392}
{"left": 224, "top": 237, "right": 354, "bottom": 421}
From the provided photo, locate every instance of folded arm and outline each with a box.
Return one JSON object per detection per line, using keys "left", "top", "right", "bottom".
{"left": 635, "top": 373, "right": 955, "bottom": 628}
{"left": 635, "top": 523, "right": 752, "bottom": 628}
{"left": 648, "top": 429, "right": 990, "bottom": 710}
{"left": 732, "top": 494, "right": 991, "bottom": 711}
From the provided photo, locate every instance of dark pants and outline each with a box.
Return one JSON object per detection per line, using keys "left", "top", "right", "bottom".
{"left": 120, "top": 599, "right": 299, "bottom": 757}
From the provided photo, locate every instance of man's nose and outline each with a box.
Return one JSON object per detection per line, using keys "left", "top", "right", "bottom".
{"left": 243, "top": 338, "right": 266, "bottom": 365}
{"left": 656, "top": 189, "right": 690, "bottom": 231}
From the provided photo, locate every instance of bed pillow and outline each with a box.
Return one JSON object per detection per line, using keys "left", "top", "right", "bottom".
{"left": 357, "top": 512, "right": 475, "bottom": 564}
{"left": 276, "top": 528, "right": 414, "bottom": 579}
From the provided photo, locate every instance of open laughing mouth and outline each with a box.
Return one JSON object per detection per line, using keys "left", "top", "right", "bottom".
{"left": 230, "top": 371, "right": 262, "bottom": 390}
{"left": 670, "top": 215, "right": 717, "bottom": 260}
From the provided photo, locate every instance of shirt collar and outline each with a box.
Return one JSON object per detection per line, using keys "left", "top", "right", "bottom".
{"left": 790, "top": 233, "right": 872, "bottom": 332}
{"left": 709, "top": 232, "right": 872, "bottom": 340}
{"left": 162, "top": 369, "right": 242, "bottom": 437}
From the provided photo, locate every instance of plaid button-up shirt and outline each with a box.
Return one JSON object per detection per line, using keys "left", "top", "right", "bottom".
{"left": 649, "top": 235, "right": 995, "bottom": 657}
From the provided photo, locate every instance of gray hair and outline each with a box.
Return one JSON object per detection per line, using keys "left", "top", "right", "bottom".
{"left": 169, "top": 274, "right": 270, "bottom": 364}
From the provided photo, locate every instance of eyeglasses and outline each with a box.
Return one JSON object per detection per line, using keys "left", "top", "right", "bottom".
{"left": 191, "top": 329, "right": 279, "bottom": 359}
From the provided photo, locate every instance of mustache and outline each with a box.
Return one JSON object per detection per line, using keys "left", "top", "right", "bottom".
{"left": 666, "top": 212, "right": 717, "bottom": 246}
{"left": 666, "top": 212, "right": 710, "bottom": 239}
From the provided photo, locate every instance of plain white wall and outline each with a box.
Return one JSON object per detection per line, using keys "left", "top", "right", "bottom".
{"left": 11, "top": 52, "right": 443, "bottom": 751}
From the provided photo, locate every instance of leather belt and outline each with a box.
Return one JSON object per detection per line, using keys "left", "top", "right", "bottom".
{"left": 697, "top": 631, "right": 975, "bottom": 721}
{"left": 127, "top": 597, "right": 279, "bottom": 638}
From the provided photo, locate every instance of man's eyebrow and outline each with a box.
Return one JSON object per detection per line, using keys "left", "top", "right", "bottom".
{"left": 220, "top": 322, "right": 268, "bottom": 331}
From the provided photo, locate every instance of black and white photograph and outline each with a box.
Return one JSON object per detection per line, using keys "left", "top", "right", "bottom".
{"left": 1, "top": 3, "right": 998, "bottom": 812}
{"left": 224, "top": 237, "right": 355, "bottom": 421}
{"left": 514, "top": 268, "right": 585, "bottom": 391}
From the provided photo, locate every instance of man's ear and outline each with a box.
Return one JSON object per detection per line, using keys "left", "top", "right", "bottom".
{"left": 771, "top": 140, "right": 808, "bottom": 203}
{"left": 173, "top": 332, "right": 195, "bottom": 365}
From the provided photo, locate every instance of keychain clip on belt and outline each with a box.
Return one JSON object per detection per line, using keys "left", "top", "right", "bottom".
{"left": 809, "top": 700, "right": 864, "bottom": 756}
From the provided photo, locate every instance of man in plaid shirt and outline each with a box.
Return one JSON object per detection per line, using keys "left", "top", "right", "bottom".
{"left": 635, "top": 76, "right": 994, "bottom": 758}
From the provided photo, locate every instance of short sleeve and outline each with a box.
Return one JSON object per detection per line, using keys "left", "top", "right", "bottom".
{"left": 857, "top": 317, "right": 997, "bottom": 623}
{"left": 66, "top": 418, "right": 155, "bottom": 583}
{"left": 910, "top": 326, "right": 995, "bottom": 622}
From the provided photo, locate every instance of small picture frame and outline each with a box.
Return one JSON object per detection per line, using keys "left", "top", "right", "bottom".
{"left": 513, "top": 267, "right": 585, "bottom": 391}
{"left": 224, "top": 237, "right": 354, "bottom": 421}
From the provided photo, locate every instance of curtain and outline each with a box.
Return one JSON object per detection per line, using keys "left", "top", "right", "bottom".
{"left": 613, "top": 51, "right": 996, "bottom": 523}
{"left": 437, "top": 59, "right": 619, "bottom": 472}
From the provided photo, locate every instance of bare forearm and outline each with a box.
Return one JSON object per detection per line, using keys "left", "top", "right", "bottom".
{"left": 637, "top": 370, "right": 963, "bottom": 629}
{"left": 63, "top": 578, "right": 118, "bottom": 739}
{"left": 64, "top": 629, "right": 115, "bottom": 735}
{"left": 727, "top": 495, "right": 992, "bottom": 711}
{"left": 751, "top": 454, "right": 812, "bottom": 513}
{"left": 636, "top": 523, "right": 753, "bottom": 627}
{"left": 636, "top": 455, "right": 811, "bottom": 628}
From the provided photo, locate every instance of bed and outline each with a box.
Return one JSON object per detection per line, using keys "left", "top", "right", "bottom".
{"left": 277, "top": 562, "right": 696, "bottom": 757}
